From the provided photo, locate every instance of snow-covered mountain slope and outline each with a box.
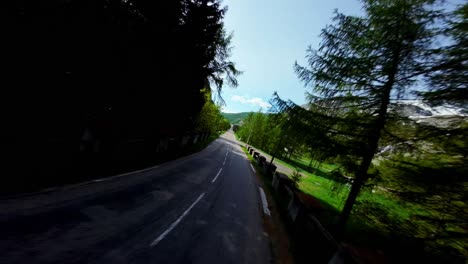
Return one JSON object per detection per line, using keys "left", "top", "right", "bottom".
{"left": 392, "top": 100, "right": 467, "bottom": 118}
{"left": 390, "top": 100, "right": 467, "bottom": 129}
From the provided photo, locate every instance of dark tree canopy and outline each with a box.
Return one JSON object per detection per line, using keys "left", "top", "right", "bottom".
{"left": 3, "top": 0, "right": 239, "bottom": 194}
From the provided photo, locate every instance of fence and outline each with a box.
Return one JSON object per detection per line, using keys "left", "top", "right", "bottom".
{"left": 246, "top": 145, "right": 356, "bottom": 264}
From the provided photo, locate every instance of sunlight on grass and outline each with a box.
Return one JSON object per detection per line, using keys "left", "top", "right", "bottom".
{"left": 298, "top": 173, "right": 349, "bottom": 210}
{"left": 240, "top": 139, "right": 453, "bottom": 252}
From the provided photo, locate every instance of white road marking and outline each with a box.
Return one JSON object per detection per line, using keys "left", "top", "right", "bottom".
{"left": 250, "top": 164, "right": 255, "bottom": 173}
{"left": 211, "top": 168, "right": 223, "bottom": 183}
{"left": 258, "top": 187, "right": 271, "bottom": 216}
{"left": 150, "top": 192, "right": 205, "bottom": 247}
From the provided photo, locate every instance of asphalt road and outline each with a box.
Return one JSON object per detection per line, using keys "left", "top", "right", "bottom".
{"left": 0, "top": 131, "right": 271, "bottom": 264}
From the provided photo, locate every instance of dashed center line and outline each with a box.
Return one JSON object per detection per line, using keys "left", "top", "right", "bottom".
{"left": 250, "top": 164, "right": 255, "bottom": 173}
{"left": 211, "top": 168, "right": 223, "bottom": 183}
{"left": 150, "top": 192, "right": 205, "bottom": 247}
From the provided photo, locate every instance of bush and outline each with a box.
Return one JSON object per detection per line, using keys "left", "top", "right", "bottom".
{"left": 290, "top": 168, "right": 303, "bottom": 190}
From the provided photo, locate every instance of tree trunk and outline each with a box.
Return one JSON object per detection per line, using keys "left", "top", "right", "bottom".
{"left": 336, "top": 152, "right": 373, "bottom": 235}
{"left": 336, "top": 38, "right": 402, "bottom": 236}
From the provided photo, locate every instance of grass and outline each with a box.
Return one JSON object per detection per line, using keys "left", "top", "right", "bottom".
{"left": 240, "top": 142, "right": 348, "bottom": 211}
{"left": 294, "top": 156, "right": 338, "bottom": 172}
{"left": 243, "top": 141, "right": 427, "bottom": 221}
{"left": 241, "top": 144, "right": 468, "bottom": 263}
{"left": 245, "top": 144, "right": 421, "bottom": 223}
{"left": 298, "top": 174, "right": 349, "bottom": 210}
{"left": 247, "top": 145, "right": 341, "bottom": 181}
{"left": 297, "top": 169, "right": 426, "bottom": 224}
{"left": 242, "top": 138, "right": 467, "bottom": 263}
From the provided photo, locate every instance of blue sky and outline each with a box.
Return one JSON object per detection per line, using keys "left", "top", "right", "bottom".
{"left": 219, "top": 0, "right": 464, "bottom": 113}
{"left": 219, "top": 0, "right": 363, "bottom": 113}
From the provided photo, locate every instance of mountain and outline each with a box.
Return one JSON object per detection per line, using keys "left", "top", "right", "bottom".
{"left": 377, "top": 100, "right": 467, "bottom": 156}
{"left": 222, "top": 112, "right": 252, "bottom": 124}
{"left": 390, "top": 100, "right": 467, "bottom": 129}
{"left": 392, "top": 100, "right": 466, "bottom": 118}
{"left": 301, "top": 100, "right": 466, "bottom": 129}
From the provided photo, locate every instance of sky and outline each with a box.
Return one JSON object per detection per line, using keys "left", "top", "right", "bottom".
{"left": 219, "top": 0, "right": 363, "bottom": 113}
{"left": 219, "top": 0, "right": 464, "bottom": 113}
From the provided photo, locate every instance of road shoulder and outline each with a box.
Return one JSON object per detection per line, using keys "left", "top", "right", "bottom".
{"left": 234, "top": 139, "right": 295, "bottom": 264}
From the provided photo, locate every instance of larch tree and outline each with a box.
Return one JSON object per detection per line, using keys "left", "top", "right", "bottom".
{"left": 420, "top": 2, "right": 468, "bottom": 105}
{"left": 293, "top": 0, "right": 443, "bottom": 233}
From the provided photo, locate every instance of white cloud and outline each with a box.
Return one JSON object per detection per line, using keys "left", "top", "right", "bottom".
{"left": 231, "top": 95, "right": 271, "bottom": 109}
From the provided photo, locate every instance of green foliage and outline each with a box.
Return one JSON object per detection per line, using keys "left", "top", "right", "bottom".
{"left": 290, "top": 169, "right": 303, "bottom": 190}
{"left": 218, "top": 118, "right": 231, "bottom": 131}
{"left": 205, "top": 28, "right": 242, "bottom": 103}
{"left": 267, "top": 0, "right": 467, "bottom": 260}
{"left": 221, "top": 112, "right": 252, "bottom": 124}
{"left": 195, "top": 88, "right": 228, "bottom": 134}
{"left": 372, "top": 125, "right": 468, "bottom": 258}
{"left": 285, "top": 0, "right": 450, "bottom": 232}
{"left": 293, "top": 0, "right": 442, "bottom": 166}
{"left": 235, "top": 111, "right": 275, "bottom": 151}
{"left": 420, "top": 3, "right": 468, "bottom": 105}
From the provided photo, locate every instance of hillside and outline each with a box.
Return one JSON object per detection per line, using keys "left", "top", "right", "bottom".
{"left": 222, "top": 112, "right": 251, "bottom": 124}
{"left": 391, "top": 100, "right": 466, "bottom": 117}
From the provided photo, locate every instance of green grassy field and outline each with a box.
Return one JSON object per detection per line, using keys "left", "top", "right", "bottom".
{"left": 242, "top": 142, "right": 466, "bottom": 263}
{"left": 242, "top": 142, "right": 429, "bottom": 221}
{"left": 258, "top": 153, "right": 418, "bottom": 220}
{"left": 293, "top": 156, "right": 339, "bottom": 172}
{"left": 280, "top": 159, "right": 466, "bottom": 261}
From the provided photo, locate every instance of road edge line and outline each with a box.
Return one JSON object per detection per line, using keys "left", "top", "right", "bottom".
{"left": 258, "top": 187, "right": 271, "bottom": 216}
{"left": 250, "top": 164, "right": 256, "bottom": 173}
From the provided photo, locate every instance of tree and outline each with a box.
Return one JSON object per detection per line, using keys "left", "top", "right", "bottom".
{"left": 236, "top": 111, "right": 267, "bottom": 147}
{"left": 205, "top": 30, "right": 242, "bottom": 104}
{"left": 420, "top": 3, "right": 468, "bottom": 105}
{"left": 293, "top": 0, "right": 443, "bottom": 233}
{"left": 372, "top": 116, "right": 467, "bottom": 261}
{"left": 219, "top": 118, "right": 231, "bottom": 131}
{"left": 195, "top": 88, "right": 233, "bottom": 135}
{"left": 3, "top": 0, "right": 240, "bottom": 193}
{"left": 235, "top": 111, "right": 284, "bottom": 153}
{"left": 372, "top": 6, "right": 468, "bottom": 256}
{"left": 195, "top": 89, "right": 220, "bottom": 134}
